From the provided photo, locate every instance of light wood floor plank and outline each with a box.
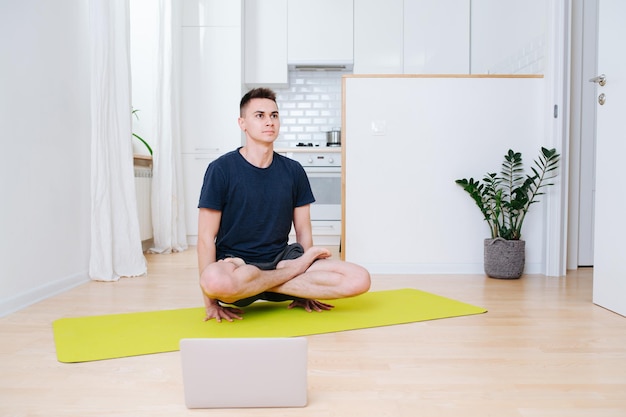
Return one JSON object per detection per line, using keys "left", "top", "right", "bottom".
{"left": 0, "top": 249, "right": 624, "bottom": 416}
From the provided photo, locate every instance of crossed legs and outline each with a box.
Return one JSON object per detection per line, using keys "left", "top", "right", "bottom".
{"left": 200, "top": 246, "right": 371, "bottom": 305}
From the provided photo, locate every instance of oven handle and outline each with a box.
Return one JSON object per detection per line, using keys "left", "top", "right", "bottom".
{"left": 302, "top": 167, "right": 341, "bottom": 175}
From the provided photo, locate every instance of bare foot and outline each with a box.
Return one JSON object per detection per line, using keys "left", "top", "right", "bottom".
{"left": 276, "top": 246, "right": 331, "bottom": 275}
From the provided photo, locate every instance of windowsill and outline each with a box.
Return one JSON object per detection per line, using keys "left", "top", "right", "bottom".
{"left": 133, "top": 154, "right": 153, "bottom": 168}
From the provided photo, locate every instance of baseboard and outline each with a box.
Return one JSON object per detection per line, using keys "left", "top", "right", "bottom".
{"left": 0, "top": 271, "right": 90, "bottom": 317}
{"left": 187, "top": 235, "right": 198, "bottom": 246}
{"left": 355, "top": 262, "right": 544, "bottom": 275}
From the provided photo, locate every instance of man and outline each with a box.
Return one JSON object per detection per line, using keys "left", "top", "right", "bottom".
{"left": 197, "top": 88, "right": 371, "bottom": 322}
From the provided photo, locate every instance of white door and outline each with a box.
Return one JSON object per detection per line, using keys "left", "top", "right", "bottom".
{"left": 592, "top": 0, "right": 626, "bottom": 316}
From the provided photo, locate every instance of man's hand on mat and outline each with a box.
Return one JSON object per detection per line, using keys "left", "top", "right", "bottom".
{"left": 287, "top": 299, "right": 334, "bottom": 313}
{"left": 204, "top": 304, "right": 244, "bottom": 322}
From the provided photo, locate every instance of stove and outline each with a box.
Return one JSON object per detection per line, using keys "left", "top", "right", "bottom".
{"left": 288, "top": 151, "right": 340, "bottom": 168}
{"left": 285, "top": 148, "right": 342, "bottom": 246}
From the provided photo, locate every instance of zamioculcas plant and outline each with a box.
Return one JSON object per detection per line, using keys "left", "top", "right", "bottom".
{"left": 455, "top": 147, "right": 560, "bottom": 241}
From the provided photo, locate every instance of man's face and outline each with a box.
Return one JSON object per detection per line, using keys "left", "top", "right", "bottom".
{"left": 238, "top": 98, "right": 280, "bottom": 144}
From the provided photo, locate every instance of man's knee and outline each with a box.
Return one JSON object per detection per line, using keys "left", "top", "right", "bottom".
{"left": 351, "top": 265, "right": 371, "bottom": 295}
{"left": 200, "top": 263, "right": 238, "bottom": 301}
{"left": 340, "top": 263, "right": 371, "bottom": 297}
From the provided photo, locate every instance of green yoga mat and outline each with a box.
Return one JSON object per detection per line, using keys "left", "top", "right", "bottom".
{"left": 52, "top": 289, "right": 486, "bottom": 363}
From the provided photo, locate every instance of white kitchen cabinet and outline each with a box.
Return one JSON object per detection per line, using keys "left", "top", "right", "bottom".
{"left": 182, "top": 153, "right": 218, "bottom": 241}
{"left": 353, "top": 0, "right": 470, "bottom": 75}
{"left": 403, "top": 0, "right": 470, "bottom": 74}
{"left": 289, "top": 221, "right": 341, "bottom": 246}
{"left": 470, "top": 0, "right": 546, "bottom": 74}
{"left": 181, "top": 0, "right": 241, "bottom": 27}
{"left": 180, "top": 1, "right": 243, "bottom": 244}
{"left": 287, "top": 0, "right": 353, "bottom": 64}
{"left": 180, "top": 26, "right": 242, "bottom": 154}
{"left": 244, "top": 0, "right": 288, "bottom": 86}
{"left": 353, "top": 0, "right": 403, "bottom": 74}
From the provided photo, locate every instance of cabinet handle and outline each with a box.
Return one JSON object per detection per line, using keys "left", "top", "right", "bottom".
{"left": 194, "top": 147, "right": 220, "bottom": 152}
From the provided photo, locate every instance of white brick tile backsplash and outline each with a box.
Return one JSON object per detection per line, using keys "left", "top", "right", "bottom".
{"left": 490, "top": 35, "right": 545, "bottom": 75}
{"left": 271, "top": 69, "right": 349, "bottom": 148}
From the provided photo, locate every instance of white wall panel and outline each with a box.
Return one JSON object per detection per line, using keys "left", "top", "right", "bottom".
{"left": 0, "top": 0, "right": 91, "bottom": 315}
{"left": 344, "top": 76, "right": 548, "bottom": 274}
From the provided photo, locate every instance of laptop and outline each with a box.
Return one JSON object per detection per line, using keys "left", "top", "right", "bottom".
{"left": 180, "top": 337, "right": 308, "bottom": 408}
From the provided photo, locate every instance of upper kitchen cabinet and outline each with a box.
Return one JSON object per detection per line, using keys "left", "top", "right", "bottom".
{"left": 244, "top": 0, "right": 288, "bottom": 86}
{"left": 181, "top": 0, "right": 241, "bottom": 26}
{"left": 287, "top": 0, "right": 353, "bottom": 65}
{"left": 354, "top": 0, "right": 470, "bottom": 74}
{"left": 470, "top": 0, "right": 546, "bottom": 74}
{"left": 403, "top": 0, "right": 469, "bottom": 74}
{"left": 180, "top": 2, "right": 242, "bottom": 154}
{"left": 354, "top": 0, "right": 403, "bottom": 74}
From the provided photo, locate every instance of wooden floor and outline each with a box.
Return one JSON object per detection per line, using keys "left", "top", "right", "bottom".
{"left": 1, "top": 248, "right": 625, "bottom": 417}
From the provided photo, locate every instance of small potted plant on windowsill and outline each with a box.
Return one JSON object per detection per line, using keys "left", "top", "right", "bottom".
{"left": 132, "top": 108, "right": 153, "bottom": 156}
{"left": 455, "top": 147, "right": 560, "bottom": 279}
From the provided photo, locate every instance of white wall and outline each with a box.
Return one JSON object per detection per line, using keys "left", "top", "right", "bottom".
{"left": 0, "top": 0, "right": 91, "bottom": 316}
{"left": 343, "top": 76, "right": 549, "bottom": 274}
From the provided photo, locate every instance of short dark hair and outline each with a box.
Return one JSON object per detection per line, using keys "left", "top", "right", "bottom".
{"left": 240, "top": 87, "right": 277, "bottom": 116}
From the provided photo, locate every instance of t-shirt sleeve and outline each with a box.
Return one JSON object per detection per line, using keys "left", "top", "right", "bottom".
{"left": 198, "top": 162, "right": 225, "bottom": 210}
{"left": 293, "top": 163, "right": 315, "bottom": 207}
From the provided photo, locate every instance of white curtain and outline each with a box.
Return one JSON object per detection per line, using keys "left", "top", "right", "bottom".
{"left": 149, "top": 0, "right": 188, "bottom": 254}
{"left": 89, "top": 0, "right": 147, "bottom": 281}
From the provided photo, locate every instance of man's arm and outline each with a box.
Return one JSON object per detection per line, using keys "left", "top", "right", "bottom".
{"left": 197, "top": 207, "right": 220, "bottom": 277}
{"left": 197, "top": 208, "right": 244, "bottom": 321}
{"left": 293, "top": 204, "right": 313, "bottom": 250}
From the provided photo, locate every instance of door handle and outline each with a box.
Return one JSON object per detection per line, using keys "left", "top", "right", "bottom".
{"left": 589, "top": 74, "right": 606, "bottom": 86}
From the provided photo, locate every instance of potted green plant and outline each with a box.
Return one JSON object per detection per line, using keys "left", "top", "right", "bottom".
{"left": 455, "top": 147, "right": 560, "bottom": 279}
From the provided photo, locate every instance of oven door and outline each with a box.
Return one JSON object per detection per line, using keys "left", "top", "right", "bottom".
{"left": 304, "top": 167, "right": 341, "bottom": 221}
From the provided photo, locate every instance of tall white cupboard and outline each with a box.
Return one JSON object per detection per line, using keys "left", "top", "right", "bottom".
{"left": 180, "top": 0, "right": 243, "bottom": 242}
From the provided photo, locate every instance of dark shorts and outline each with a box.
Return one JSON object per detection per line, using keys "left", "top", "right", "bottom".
{"left": 220, "top": 243, "right": 306, "bottom": 308}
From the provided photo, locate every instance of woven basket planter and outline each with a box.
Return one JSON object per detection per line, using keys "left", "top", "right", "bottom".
{"left": 484, "top": 238, "right": 525, "bottom": 279}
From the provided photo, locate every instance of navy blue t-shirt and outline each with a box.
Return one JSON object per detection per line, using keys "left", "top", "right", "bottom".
{"left": 198, "top": 148, "right": 315, "bottom": 263}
